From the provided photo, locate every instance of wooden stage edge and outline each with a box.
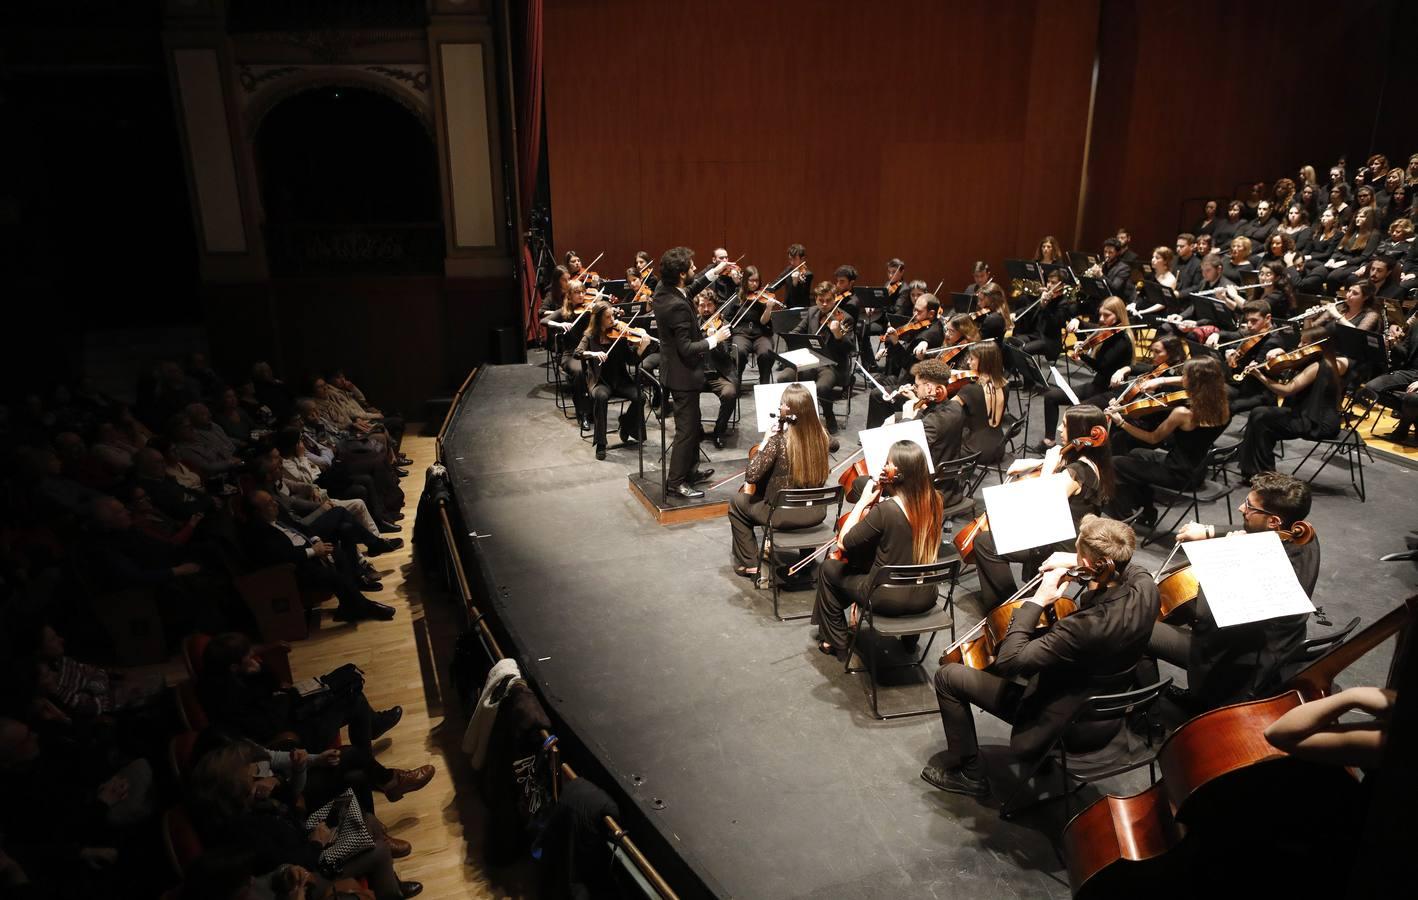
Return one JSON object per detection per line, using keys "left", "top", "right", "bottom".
{"left": 628, "top": 474, "right": 732, "bottom": 525}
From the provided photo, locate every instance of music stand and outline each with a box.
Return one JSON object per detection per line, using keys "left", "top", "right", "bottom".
{"left": 852, "top": 286, "right": 890, "bottom": 309}
{"left": 950, "top": 292, "right": 975, "bottom": 314}
{"left": 601, "top": 279, "right": 630, "bottom": 300}
{"left": 1005, "top": 259, "right": 1043, "bottom": 284}
{"left": 1041, "top": 263, "right": 1078, "bottom": 285}
{"left": 1202, "top": 297, "right": 1237, "bottom": 332}
{"left": 1067, "top": 251, "right": 1097, "bottom": 273}
{"left": 1329, "top": 326, "right": 1389, "bottom": 379}
{"left": 1141, "top": 281, "right": 1180, "bottom": 315}
{"left": 777, "top": 332, "right": 835, "bottom": 372}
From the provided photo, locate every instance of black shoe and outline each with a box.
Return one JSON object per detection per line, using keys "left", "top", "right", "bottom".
{"left": 388, "top": 511, "right": 405, "bottom": 522}
{"left": 920, "top": 763, "right": 990, "bottom": 798}
{"left": 674, "top": 484, "right": 705, "bottom": 499}
{"left": 368, "top": 537, "right": 404, "bottom": 556}
{"left": 1383, "top": 427, "right": 1413, "bottom": 442}
{"left": 372, "top": 705, "right": 404, "bottom": 739}
{"left": 1137, "top": 506, "right": 1159, "bottom": 528}
{"left": 399, "top": 882, "right": 423, "bottom": 898}
{"left": 395, "top": 468, "right": 410, "bottom": 478}
{"left": 1029, "top": 439, "right": 1055, "bottom": 454}
{"left": 395, "top": 455, "right": 413, "bottom": 466}
{"left": 712, "top": 432, "right": 726, "bottom": 449}
{"left": 691, "top": 468, "right": 715, "bottom": 483}
{"left": 825, "top": 417, "right": 839, "bottom": 435}
{"left": 595, "top": 446, "right": 607, "bottom": 460}
{"left": 1164, "top": 683, "right": 1192, "bottom": 707}
{"left": 377, "top": 521, "right": 403, "bottom": 534}
{"left": 581, "top": 416, "right": 593, "bottom": 431}
{"left": 359, "top": 576, "right": 384, "bottom": 592}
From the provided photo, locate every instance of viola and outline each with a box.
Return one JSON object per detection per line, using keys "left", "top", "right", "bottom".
{"left": 1062, "top": 596, "right": 1415, "bottom": 898}
{"left": 943, "top": 370, "right": 980, "bottom": 399}
{"left": 1241, "top": 340, "right": 1326, "bottom": 381}
{"left": 939, "top": 561, "right": 1117, "bottom": 672}
{"left": 1109, "top": 390, "right": 1189, "bottom": 421}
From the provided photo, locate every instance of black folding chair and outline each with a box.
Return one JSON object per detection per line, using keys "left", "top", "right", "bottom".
{"left": 759, "top": 485, "right": 845, "bottom": 621}
{"left": 1290, "top": 388, "right": 1373, "bottom": 501}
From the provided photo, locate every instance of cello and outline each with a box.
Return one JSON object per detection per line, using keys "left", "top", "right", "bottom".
{"left": 1151, "top": 520, "right": 1316, "bottom": 622}
{"left": 1062, "top": 595, "right": 1415, "bottom": 899}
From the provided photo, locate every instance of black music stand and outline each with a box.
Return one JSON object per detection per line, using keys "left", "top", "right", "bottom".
{"left": 1329, "top": 326, "right": 1389, "bottom": 381}
{"left": 1067, "top": 251, "right": 1097, "bottom": 273}
{"left": 950, "top": 292, "right": 975, "bottom": 315}
{"left": 776, "top": 332, "right": 835, "bottom": 372}
{"left": 1041, "top": 263, "right": 1078, "bottom": 285}
{"left": 1005, "top": 259, "right": 1043, "bottom": 284}
{"left": 1202, "top": 297, "right": 1237, "bottom": 332}
{"left": 852, "top": 285, "right": 890, "bottom": 309}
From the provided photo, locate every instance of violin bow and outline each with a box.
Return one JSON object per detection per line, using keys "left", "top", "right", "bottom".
{"left": 1215, "top": 326, "right": 1283, "bottom": 348}
{"left": 942, "top": 572, "right": 1048, "bottom": 655}
{"left": 855, "top": 358, "right": 894, "bottom": 401}
{"left": 767, "top": 260, "right": 807, "bottom": 292}
{"left": 605, "top": 307, "right": 652, "bottom": 357}
{"left": 814, "top": 292, "right": 852, "bottom": 336}
{"left": 933, "top": 280, "right": 944, "bottom": 296}
{"left": 1152, "top": 540, "right": 1186, "bottom": 584}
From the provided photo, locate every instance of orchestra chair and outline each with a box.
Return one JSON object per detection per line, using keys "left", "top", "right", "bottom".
{"left": 1140, "top": 446, "right": 1239, "bottom": 548}
{"left": 174, "top": 679, "right": 208, "bottom": 732}
{"left": 1291, "top": 388, "right": 1374, "bottom": 502}
{"left": 758, "top": 485, "right": 844, "bottom": 621}
{"left": 1265, "top": 616, "right": 1361, "bottom": 693}
{"left": 990, "top": 416, "right": 1028, "bottom": 483}
{"left": 1000, "top": 677, "right": 1171, "bottom": 823}
{"left": 843, "top": 559, "right": 963, "bottom": 720}
{"left": 932, "top": 451, "right": 983, "bottom": 521}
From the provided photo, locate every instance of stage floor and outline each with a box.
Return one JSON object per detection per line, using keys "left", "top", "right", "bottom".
{"left": 443, "top": 362, "right": 1415, "bottom": 899}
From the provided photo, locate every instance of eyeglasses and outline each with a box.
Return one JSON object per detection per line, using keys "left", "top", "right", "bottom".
{"left": 1239, "top": 498, "right": 1278, "bottom": 518}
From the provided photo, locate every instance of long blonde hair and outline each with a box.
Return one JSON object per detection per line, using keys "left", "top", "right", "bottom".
{"left": 781, "top": 384, "right": 829, "bottom": 487}
{"left": 887, "top": 440, "right": 942, "bottom": 564}
{"left": 978, "top": 283, "right": 1013, "bottom": 332}
{"left": 1099, "top": 296, "right": 1135, "bottom": 354}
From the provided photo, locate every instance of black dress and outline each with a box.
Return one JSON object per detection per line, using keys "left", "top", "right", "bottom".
{"left": 1111, "top": 419, "right": 1228, "bottom": 516}
{"left": 1239, "top": 362, "right": 1341, "bottom": 476}
{"left": 728, "top": 431, "right": 829, "bottom": 568}
{"left": 957, "top": 381, "right": 1007, "bottom": 465}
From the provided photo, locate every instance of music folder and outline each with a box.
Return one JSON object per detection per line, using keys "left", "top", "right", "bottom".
{"left": 1077, "top": 275, "right": 1110, "bottom": 301}
{"left": 1141, "top": 280, "right": 1179, "bottom": 311}
{"left": 1005, "top": 259, "right": 1043, "bottom": 283}
{"left": 1041, "top": 262, "right": 1078, "bottom": 285}
{"left": 776, "top": 332, "right": 834, "bottom": 371}
{"left": 852, "top": 285, "right": 890, "bottom": 309}
{"left": 1202, "top": 297, "right": 1237, "bottom": 332}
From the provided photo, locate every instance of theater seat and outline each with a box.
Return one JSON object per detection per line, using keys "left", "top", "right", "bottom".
{"left": 162, "top": 804, "right": 203, "bottom": 879}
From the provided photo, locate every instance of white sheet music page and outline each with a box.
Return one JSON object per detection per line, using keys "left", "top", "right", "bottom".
{"left": 858, "top": 418, "right": 934, "bottom": 475}
{"left": 753, "top": 381, "right": 820, "bottom": 432}
{"left": 1183, "top": 530, "right": 1315, "bottom": 628}
{"left": 1050, "top": 366, "right": 1080, "bottom": 404}
{"left": 983, "top": 474, "right": 1075, "bottom": 555}
{"left": 779, "top": 348, "right": 823, "bottom": 369}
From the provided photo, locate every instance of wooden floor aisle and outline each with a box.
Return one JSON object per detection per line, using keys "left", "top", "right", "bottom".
{"left": 286, "top": 428, "right": 534, "bottom": 899}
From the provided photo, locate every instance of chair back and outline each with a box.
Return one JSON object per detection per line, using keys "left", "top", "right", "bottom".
{"left": 1001, "top": 415, "right": 1027, "bottom": 449}
{"left": 866, "top": 559, "right": 962, "bottom": 605}
{"left": 162, "top": 804, "right": 204, "bottom": 878}
{"left": 769, "top": 484, "right": 843, "bottom": 513}
{"left": 932, "top": 451, "right": 981, "bottom": 496}
{"left": 1073, "top": 677, "right": 1171, "bottom": 724}
{"left": 1281, "top": 616, "right": 1360, "bottom": 669}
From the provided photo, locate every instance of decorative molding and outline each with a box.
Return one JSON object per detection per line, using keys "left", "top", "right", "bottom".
{"left": 238, "top": 63, "right": 433, "bottom": 135}
{"left": 237, "top": 28, "right": 425, "bottom": 63}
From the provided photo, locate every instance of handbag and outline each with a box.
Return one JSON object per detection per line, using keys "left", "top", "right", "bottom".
{"left": 303, "top": 788, "right": 375, "bottom": 877}
{"left": 291, "top": 664, "right": 365, "bottom": 722}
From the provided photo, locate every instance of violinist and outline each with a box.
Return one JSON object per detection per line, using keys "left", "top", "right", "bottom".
{"left": 711, "top": 247, "right": 742, "bottom": 301}
{"left": 1105, "top": 334, "right": 1187, "bottom": 405}
{"left": 574, "top": 302, "right": 650, "bottom": 460}
{"left": 728, "top": 384, "right": 831, "bottom": 580}
{"left": 974, "top": 282, "right": 1012, "bottom": 345}
{"left": 540, "top": 264, "right": 571, "bottom": 314}
{"left": 730, "top": 265, "right": 779, "bottom": 386}
{"left": 772, "top": 243, "right": 813, "bottom": 309}
{"left": 1222, "top": 299, "right": 1290, "bottom": 414}
{"left": 543, "top": 278, "right": 594, "bottom": 430}
{"left": 1105, "top": 357, "right": 1231, "bottom": 527}
{"left": 1237, "top": 325, "right": 1342, "bottom": 479}
{"left": 782, "top": 282, "right": 854, "bottom": 434}
{"left": 695, "top": 288, "right": 741, "bottom": 449}
{"left": 964, "top": 261, "right": 991, "bottom": 297}
{"left": 652, "top": 247, "right": 733, "bottom": 499}
{"left": 1139, "top": 473, "right": 1318, "bottom": 713}
{"left": 857, "top": 358, "right": 963, "bottom": 495}
{"left": 812, "top": 440, "right": 943, "bottom": 657}
{"left": 625, "top": 263, "right": 654, "bottom": 312}
{"left": 1036, "top": 297, "right": 1134, "bottom": 451}
{"left": 923, "top": 515, "right": 1158, "bottom": 798}
{"left": 859, "top": 258, "right": 906, "bottom": 371}
{"left": 878, "top": 293, "right": 944, "bottom": 381}
{"left": 975, "top": 406, "right": 1115, "bottom": 608}
{"left": 954, "top": 342, "right": 1009, "bottom": 466}
{"left": 565, "top": 250, "right": 601, "bottom": 290}
{"left": 633, "top": 250, "right": 658, "bottom": 291}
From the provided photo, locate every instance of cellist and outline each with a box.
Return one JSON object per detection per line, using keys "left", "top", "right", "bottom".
{"left": 812, "top": 440, "right": 943, "bottom": 657}
{"left": 1138, "top": 472, "right": 1319, "bottom": 713}
{"left": 922, "top": 515, "right": 1158, "bottom": 798}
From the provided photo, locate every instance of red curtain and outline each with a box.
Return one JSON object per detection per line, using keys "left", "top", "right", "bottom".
{"left": 517, "top": 0, "right": 544, "bottom": 341}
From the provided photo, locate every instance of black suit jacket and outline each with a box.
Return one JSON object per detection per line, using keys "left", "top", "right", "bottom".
{"left": 794, "top": 306, "right": 855, "bottom": 365}
{"left": 994, "top": 564, "right": 1160, "bottom": 757}
{"left": 651, "top": 272, "right": 713, "bottom": 392}
{"left": 242, "top": 516, "right": 317, "bottom": 568}
{"left": 772, "top": 263, "right": 813, "bottom": 308}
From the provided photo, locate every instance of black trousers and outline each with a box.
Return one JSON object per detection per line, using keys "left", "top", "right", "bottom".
{"left": 857, "top": 317, "right": 886, "bottom": 366}
{"left": 727, "top": 491, "right": 826, "bottom": 568}
{"left": 933, "top": 662, "right": 1025, "bottom": 763}
{"left": 705, "top": 373, "right": 738, "bottom": 437}
{"left": 667, "top": 387, "right": 702, "bottom": 489}
{"left": 812, "top": 557, "right": 936, "bottom": 650}
{"left": 733, "top": 333, "right": 775, "bottom": 385}
{"left": 1239, "top": 407, "right": 1335, "bottom": 476}
{"left": 1112, "top": 449, "right": 1193, "bottom": 515}
{"left": 1368, "top": 370, "right": 1418, "bottom": 428}
{"left": 1227, "top": 380, "right": 1275, "bottom": 415}
{"left": 1135, "top": 620, "right": 1191, "bottom": 688}
{"left": 562, "top": 356, "right": 590, "bottom": 421}
{"left": 590, "top": 381, "right": 642, "bottom": 450}
{"left": 293, "top": 686, "right": 390, "bottom": 784}
{"left": 780, "top": 364, "right": 841, "bottom": 425}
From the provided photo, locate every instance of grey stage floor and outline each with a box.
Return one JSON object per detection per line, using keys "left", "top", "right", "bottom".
{"left": 444, "top": 361, "right": 1416, "bottom": 899}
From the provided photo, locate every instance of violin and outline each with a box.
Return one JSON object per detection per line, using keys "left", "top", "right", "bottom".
{"left": 1118, "top": 363, "right": 1170, "bottom": 404}
{"left": 927, "top": 337, "right": 969, "bottom": 364}
{"left": 606, "top": 320, "right": 656, "bottom": 345}
{"left": 1108, "top": 389, "right": 1189, "bottom": 420}
{"left": 828, "top": 462, "right": 899, "bottom": 563}
{"left": 943, "top": 370, "right": 980, "bottom": 398}
{"left": 891, "top": 312, "right": 937, "bottom": 340}
{"left": 954, "top": 427, "right": 1107, "bottom": 564}
{"left": 1241, "top": 340, "right": 1326, "bottom": 381}
{"left": 939, "top": 561, "right": 1117, "bottom": 672}
{"left": 1069, "top": 326, "right": 1119, "bottom": 359}
{"left": 1062, "top": 596, "right": 1415, "bottom": 899}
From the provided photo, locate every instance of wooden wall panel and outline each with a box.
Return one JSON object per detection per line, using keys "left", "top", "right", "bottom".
{"left": 1081, "top": 0, "right": 1396, "bottom": 255}
{"left": 544, "top": 0, "right": 1100, "bottom": 289}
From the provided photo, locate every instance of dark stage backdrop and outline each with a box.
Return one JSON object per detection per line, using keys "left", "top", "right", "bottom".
{"left": 543, "top": 0, "right": 1099, "bottom": 288}
{"left": 544, "top": 0, "right": 1415, "bottom": 284}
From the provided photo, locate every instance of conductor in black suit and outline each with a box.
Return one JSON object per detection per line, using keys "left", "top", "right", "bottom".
{"left": 652, "top": 246, "right": 732, "bottom": 499}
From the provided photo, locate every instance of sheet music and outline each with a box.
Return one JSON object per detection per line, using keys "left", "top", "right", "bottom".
{"left": 753, "top": 381, "right": 820, "bottom": 433}
{"left": 779, "top": 347, "right": 823, "bottom": 369}
{"left": 1051, "top": 366, "right": 1080, "bottom": 404}
{"left": 1005, "top": 457, "right": 1044, "bottom": 476}
{"left": 1183, "top": 531, "right": 1315, "bottom": 628}
{"left": 858, "top": 418, "right": 934, "bottom": 476}
{"left": 983, "top": 475, "right": 1075, "bottom": 555}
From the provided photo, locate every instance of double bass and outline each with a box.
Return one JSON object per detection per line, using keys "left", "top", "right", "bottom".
{"left": 1061, "top": 596, "right": 1415, "bottom": 899}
